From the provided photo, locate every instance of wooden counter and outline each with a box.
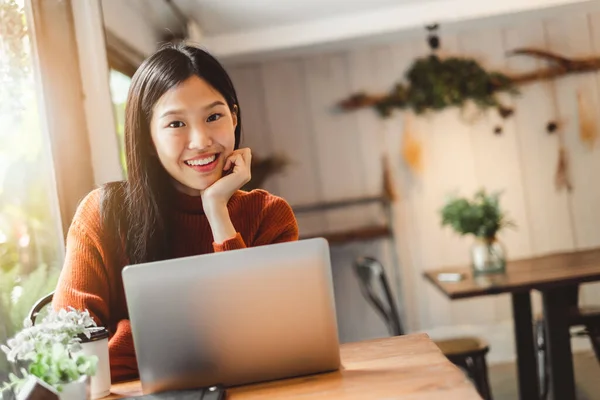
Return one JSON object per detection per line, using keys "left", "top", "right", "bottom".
{"left": 107, "top": 333, "right": 480, "bottom": 399}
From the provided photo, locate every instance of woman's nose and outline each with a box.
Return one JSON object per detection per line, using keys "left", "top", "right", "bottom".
{"left": 188, "top": 127, "right": 213, "bottom": 150}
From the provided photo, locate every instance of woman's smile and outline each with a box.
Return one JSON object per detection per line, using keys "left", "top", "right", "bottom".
{"left": 184, "top": 152, "right": 221, "bottom": 173}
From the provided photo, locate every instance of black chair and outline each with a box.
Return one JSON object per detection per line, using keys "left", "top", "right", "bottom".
{"left": 353, "top": 256, "right": 493, "bottom": 400}
{"left": 535, "top": 285, "right": 600, "bottom": 400}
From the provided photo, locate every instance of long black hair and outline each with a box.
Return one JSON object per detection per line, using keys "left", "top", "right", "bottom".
{"left": 101, "top": 43, "right": 242, "bottom": 265}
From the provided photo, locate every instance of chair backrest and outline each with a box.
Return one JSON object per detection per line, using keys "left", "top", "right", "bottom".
{"left": 28, "top": 290, "right": 54, "bottom": 325}
{"left": 353, "top": 257, "right": 404, "bottom": 336}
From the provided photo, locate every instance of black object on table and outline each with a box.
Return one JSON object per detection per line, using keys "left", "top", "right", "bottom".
{"left": 120, "top": 385, "right": 225, "bottom": 400}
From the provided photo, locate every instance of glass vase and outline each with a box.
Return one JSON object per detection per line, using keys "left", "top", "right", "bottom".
{"left": 470, "top": 237, "right": 506, "bottom": 275}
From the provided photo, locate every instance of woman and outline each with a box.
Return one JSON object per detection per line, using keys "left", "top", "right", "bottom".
{"left": 52, "top": 44, "right": 299, "bottom": 381}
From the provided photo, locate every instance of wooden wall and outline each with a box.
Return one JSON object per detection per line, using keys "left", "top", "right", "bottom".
{"left": 226, "top": 9, "right": 600, "bottom": 362}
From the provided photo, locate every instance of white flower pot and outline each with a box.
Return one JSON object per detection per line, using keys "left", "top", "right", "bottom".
{"left": 59, "top": 375, "right": 91, "bottom": 400}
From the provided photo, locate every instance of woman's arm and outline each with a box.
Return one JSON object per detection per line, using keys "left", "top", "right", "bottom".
{"left": 52, "top": 214, "right": 138, "bottom": 381}
{"left": 211, "top": 195, "right": 299, "bottom": 252}
{"left": 204, "top": 201, "right": 238, "bottom": 244}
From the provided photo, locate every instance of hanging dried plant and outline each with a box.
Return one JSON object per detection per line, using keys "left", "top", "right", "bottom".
{"left": 576, "top": 90, "right": 598, "bottom": 148}
{"left": 339, "top": 55, "right": 518, "bottom": 119}
{"left": 338, "top": 48, "right": 600, "bottom": 131}
{"left": 401, "top": 114, "right": 423, "bottom": 174}
{"left": 382, "top": 154, "right": 398, "bottom": 201}
{"left": 555, "top": 146, "right": 573, "bottom": 192}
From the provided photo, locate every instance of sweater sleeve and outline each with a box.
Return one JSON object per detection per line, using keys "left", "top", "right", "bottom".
{"left": 52, "top": 216, "right": 138, "bottom": 381}
{"left": 212, "top": 195, "right": 299, "bottom": 253}
{"left": 258, "top": 197, "right": 299, "bottom": 245}
{"left": 212, "top": 232, "right": 247, "bottom": 252}
{"left": 254, "top": 196, "right": 299, "bottom": 245}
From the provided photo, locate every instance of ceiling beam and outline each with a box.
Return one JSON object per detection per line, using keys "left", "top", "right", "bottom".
{"left": 202, "top": 0, "right": 594, "bottom": 61}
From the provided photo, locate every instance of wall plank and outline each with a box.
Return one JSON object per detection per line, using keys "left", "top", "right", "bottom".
{"left": 546, "top": 13, "right": 600, "bottom": 305}
{"left": 302, "top": 53, "right": 377, "bottom": 231}
{"left": 455, "top": 28, "right": 533, "bottom": 329}
{"left": 384, "top": 41, "right": 429, "bottom": 331}
{"left": 504, "top": 22, "right": 575, "bottom": 256}
{"left": 260, "top": 60, "right": 325, "bottom": 236}
{"left": 345, "top": 45, "right": 411, "bottom": 329}
{"left": 583, "top": 11, "right": 600, "bottom": 307}
{"left": 228, "top": 65, "right": 279, "bottom": 194}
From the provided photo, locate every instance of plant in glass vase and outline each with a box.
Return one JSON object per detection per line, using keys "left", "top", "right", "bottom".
{"left": 440, "top": 189, "right": 515, "bottom": 275}
{"left": 1, "top": 308, "right": 98, "bottom": 399}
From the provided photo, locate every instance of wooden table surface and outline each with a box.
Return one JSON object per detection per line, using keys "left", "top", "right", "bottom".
{"left": 424, "top": 247, "right": 600, "bottom": 299}
{"left": 106, "top": 333, "right": 481, "bottom": 399}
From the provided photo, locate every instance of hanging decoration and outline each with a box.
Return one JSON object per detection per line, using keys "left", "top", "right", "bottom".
{"left": 546, "top": 77, "right": 573, "bottom": 192}
{"left": 546, "top": 121, "right": 559, "bottom": 134}
{"left": 401, "top": 114, "right": 423, "bottom": 174}
{"left": 555, "top": 145, "right": 573, "bottom": 192}
{"left": 337, "top": 25, "right": 600, "bottom": 134}
{"left": 382, "top": 154, "right": 398, "bottom": 201}
{"left": 338, "top": 52, "right": 517, "bottom": 120}
{"left": 576, "top": 89, "right": 598, "bottom": 148}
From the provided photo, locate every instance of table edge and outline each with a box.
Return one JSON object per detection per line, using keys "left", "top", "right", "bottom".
{"left": 423, "top": 270, "right": 600, "bottom": 299}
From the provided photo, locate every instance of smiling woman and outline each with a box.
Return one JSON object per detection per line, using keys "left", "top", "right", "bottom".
{"left": 51, "top": 43, "right": 300, "bottom": 382}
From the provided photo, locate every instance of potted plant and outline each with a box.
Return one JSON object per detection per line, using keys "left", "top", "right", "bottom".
{"left": 440, "top": 189, "right": 515, "bottom": 275}
{"left": 1, "top": 307, "right": 98, "bottom": 399}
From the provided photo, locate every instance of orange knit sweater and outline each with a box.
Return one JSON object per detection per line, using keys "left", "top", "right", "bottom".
{"left": 52, "top": 188, "right": 299, "bottom": 382}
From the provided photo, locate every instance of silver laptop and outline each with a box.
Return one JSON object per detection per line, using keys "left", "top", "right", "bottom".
{"left": 122, "top": 238, "right": 341, "bottom": 394}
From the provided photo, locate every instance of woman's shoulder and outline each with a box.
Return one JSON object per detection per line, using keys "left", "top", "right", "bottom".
{"left": 71, "top": 181, "right": 125, "bottom": 235}
{"left": 72, "top": 188, "right": 102, "bottom": 224}
{"left": 233, "top": 189, "right": 292, "bottom": 210}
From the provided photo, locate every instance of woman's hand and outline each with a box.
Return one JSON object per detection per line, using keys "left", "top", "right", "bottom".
{"left": 202, "top": 148, "right": 252, "bottom": 243}
{"left": 201, "top": 148, "right": 252, "bottom": 207}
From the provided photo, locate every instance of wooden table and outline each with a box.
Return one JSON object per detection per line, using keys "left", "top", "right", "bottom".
{"left": 424, "top": 247, "right": 600, "bottom": 400}
{"left": 106, "top": 334, "right": 481, "bottom": 399}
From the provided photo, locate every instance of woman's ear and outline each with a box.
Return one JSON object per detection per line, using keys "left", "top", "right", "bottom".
{"left": 232, "top": 104, "right": 239, "bottom": 128}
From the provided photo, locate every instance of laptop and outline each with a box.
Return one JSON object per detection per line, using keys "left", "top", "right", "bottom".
{"left": 122, "top": 238, "right": 341, "bottom": 395}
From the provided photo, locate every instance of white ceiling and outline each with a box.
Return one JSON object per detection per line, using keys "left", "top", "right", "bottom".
{"left": 108, "top": 0, "right": 598, "bottom": 63}
{"left": 174, "top": 0, "right": 424, "bottom": 36}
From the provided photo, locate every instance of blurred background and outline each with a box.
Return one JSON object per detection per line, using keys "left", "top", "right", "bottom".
{"left": 3, "top": 1, "right": 600, "bottom": 398}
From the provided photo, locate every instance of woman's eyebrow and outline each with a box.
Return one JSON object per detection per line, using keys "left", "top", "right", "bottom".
{"left": 204, "top": 100, "right": 226, "bottom": 110}
{"left": 158, "top": 101, "right": 225, "bottom": 119}
{"left": 158, "top": 108, "right": 185, "bottom": 119}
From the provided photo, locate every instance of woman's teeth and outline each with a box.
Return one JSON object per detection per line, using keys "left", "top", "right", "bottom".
{"left": 186, "top": 154, "right": 217, "bottom": 166}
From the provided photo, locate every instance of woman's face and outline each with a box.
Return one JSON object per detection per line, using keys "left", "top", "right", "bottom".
{"left": 150, "top": 75, "right": 237, "bottom": 196}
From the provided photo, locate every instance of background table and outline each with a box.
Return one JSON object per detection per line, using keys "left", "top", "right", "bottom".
{"left": 424, "top": 247, "right": 600, "bottom": 400}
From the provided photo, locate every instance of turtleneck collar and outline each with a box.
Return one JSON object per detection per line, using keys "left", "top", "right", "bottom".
{"left": 172, "top": 190, "right": 244, "bottom": 214}
{"left": 173, "top": 190, "right": 205, "bottom": 214}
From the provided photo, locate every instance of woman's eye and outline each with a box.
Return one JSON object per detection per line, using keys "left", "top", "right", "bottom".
{"left": 168, "top": 121, "right": 186, "bottom": 128}
{"left": 207, "top": 113, "right": 223, "bottom": 122}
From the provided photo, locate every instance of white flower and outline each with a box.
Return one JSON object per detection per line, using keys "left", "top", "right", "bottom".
{"left": 2, "top": 308, "right": 99, "bottom": 362}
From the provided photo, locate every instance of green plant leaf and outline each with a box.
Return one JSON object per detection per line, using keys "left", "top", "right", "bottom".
{"left": 440, "top": 188, "right": 516, "bottom": 239}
